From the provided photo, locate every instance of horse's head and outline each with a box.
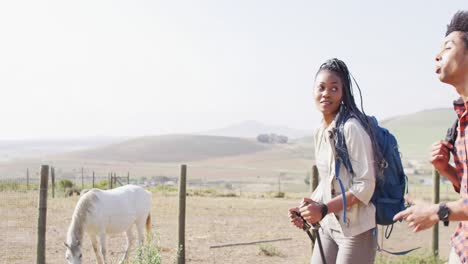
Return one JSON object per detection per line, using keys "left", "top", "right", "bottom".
{"left": 64, "top": 240, "right": 82, "bottom": 264}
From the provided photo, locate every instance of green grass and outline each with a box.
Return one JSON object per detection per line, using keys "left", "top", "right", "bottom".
{"left": 382, "top": 108, "right": 454, "bottom": 159}
{"left": 0, "top": 182, "right": 38, "bottom": 192}
{"left": 408, "top": 183, "right": 459, "bottom": 202}
{"left": 257, "top": 244, "right": 282, "bottom": 257}
{"left": 148, "top": 185, "right": 178, "bottom": 193}
{"left": 188, "top": 188, "right": 238, "bottom": 198}
{"left": 132, "top": 232, "right": 162, "bottom": 264}
{"left": 375, "top": 253, "right": 446, "bottom": 264}
{"left": 265, "top": 191, "right": 285, "bottom": 198}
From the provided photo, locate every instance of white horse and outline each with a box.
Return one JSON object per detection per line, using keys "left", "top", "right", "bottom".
{"left": 64, "top": 184, "right": 152, "bottom": 264}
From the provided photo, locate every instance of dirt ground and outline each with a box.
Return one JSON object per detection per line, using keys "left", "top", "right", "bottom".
{"left": 0, "top": 191, "right": 455, "bottom": 264}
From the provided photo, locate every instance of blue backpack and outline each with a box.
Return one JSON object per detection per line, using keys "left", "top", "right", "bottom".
{"left": 332, "top": 115, "right": 408, "bottom": 226}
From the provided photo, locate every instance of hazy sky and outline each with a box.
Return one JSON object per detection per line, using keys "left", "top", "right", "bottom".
{"left": 0, "top": 0, "right": 465, "bottom": 139}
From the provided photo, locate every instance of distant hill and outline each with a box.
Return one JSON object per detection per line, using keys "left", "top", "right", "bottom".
{"left": 198, "top": 120, "right": 312, "bottom": 139}
{"left": 0, "top": 137, "right": 126, "bottom": 162}
{"left": 66, "top": 134, "right": 271, "bottom": 162}
{"left": 294, "top": 108, "right": 456, "bottom": 159}
{"left": 381, "top": 108, "right": 456, "bottom": 159}
{"left": 1, "top": 109, "right": 456, "bottom": 167}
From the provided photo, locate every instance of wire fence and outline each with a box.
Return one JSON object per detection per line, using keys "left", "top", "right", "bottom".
{"left": 0, "top": 164, "right": 455, "bottom": 263}
{"left": 0, "top": 180, "right": 38, "bottom": 264}
{"left": 0, "top": 164, "right": 312, "bottom": 264}
{"left": 6, "top": 165, "right": 312, "bottom": 196}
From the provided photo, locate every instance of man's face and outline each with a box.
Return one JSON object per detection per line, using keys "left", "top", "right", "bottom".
{"left": 435, "top": 31, "right": 468, "bottom": 85}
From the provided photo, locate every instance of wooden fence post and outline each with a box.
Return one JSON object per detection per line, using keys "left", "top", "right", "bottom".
{"left": 432, "top": 168, "right": 440, "bottom": 257}
{"left": 81, "top": 167, "right": 84, "bottom": 189}
{"left": 36, "top": 165, "right": 49, "bottom": 264}
{"left": 27, "top": 168, "right": 30, "bottom": 191}
{"left": 92, "top": 171, "right": 95, "bottom": 188}
{"left": 127, "top": 172, "right": 130, "bottom": 184}
{"left": 311, "top": 165, "right": 319, "bottom": 193}
{"left": 278, "top": 172, "right": 281, "bottom": 194}
{"left": 310, "top": 165, "right": 319, "bottom": 253}
{"left": 51, "top": 167, "right": 55, "bottom": 198}
{"left": 177, "top": 164, "right": 187, "bottom": 264}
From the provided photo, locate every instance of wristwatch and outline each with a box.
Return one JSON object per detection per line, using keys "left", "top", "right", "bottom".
{"left": 437, "top": 203, "right": 450, "bottom": 227}
{"left": 320, "top": 203, "right": 328, "bottom": 220}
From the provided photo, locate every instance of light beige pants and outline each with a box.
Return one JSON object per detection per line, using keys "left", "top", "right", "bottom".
{"left": 448, "top": 248, "right": 462, "bottom": 264}
{"left": 311, "top": 227, "right": 377, "bottom": 264}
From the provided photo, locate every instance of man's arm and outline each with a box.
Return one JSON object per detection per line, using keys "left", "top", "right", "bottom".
{"left": 439, "top": 164, "right": 461, "bottom": 192}
{"left": 447, "top": 198, "right": 468, "bottom": 221}
{"left": 431, "top": 140, "right": 461, "bottom": 191}
{"left": 394, "top": 197, "right": 468, "bottom": 232}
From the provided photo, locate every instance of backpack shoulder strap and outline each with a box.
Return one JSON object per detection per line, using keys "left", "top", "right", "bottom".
{"left": 446, "top": 118, "right": 458, "bottom": 147}
{"left": 334, "top": 159, "right": 348, "bottom": 224}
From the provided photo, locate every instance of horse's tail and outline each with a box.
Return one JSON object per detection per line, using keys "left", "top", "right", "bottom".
{"left": 145, "top": 212, "right": 151, "bottom": 242}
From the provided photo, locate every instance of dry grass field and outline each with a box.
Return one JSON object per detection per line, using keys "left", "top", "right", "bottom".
{"left": 0, "top": 189, "right": 456, "bottom": 264}
{"left": 0, "top": 116, "right": 460, "bottom": 263}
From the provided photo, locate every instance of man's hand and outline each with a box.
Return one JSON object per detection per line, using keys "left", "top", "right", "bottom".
{"left": 430, "top": 140, "right": 453, "bottom": 173}
{"left": 393, "top": 196, "right": 439, "bottom": 232}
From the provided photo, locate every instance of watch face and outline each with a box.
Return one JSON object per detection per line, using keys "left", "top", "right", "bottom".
{"left": 438, "top": 203, "right": 449, "bottom": 221}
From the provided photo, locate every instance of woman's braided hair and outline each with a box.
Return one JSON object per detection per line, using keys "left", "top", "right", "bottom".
{"left": 316, "top": 58, "right": 384, "bottom": 177}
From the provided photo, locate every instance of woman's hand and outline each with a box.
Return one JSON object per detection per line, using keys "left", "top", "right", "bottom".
{"left": 288, "top": 207, "right": 304, "bottom": 229}
{"left": 299, "top": 197, "right": 323, "bottom": 224}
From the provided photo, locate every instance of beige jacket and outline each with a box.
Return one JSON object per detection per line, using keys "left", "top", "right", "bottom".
{"left": 312, "top": 117, "right": 376, "bottom": 237}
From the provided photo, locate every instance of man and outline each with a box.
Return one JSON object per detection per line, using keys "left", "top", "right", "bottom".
{"left": 394, "top": 10, "right": 468, "bottom": 264}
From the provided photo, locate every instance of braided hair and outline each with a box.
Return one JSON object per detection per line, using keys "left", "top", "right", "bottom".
{"left": 315, "top": 58, "right": 384, "bottom": 178}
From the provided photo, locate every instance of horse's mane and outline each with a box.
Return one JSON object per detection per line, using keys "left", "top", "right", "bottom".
{"left": 67, "top": 190, "right": 100, "bottom": 245}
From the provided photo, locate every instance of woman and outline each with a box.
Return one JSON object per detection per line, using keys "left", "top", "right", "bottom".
{"left": 289, "top": 58, "right": 379, "bottom": 264}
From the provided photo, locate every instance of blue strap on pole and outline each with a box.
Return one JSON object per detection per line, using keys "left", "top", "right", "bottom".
{"left": 378, "top": 247, "right": 421, "bottom": 255}
{"left": 374, "top": 227, "right": 420, "bottom": 255}
{"left": 335, "top": 159, "right": 347, "bottom": 224}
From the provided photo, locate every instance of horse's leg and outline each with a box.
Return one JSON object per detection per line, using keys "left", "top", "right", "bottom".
{"left": 136, "top": 219, "right": 146, "bottom": 246}
{"left": 99, "top": 233, "right": 107, "bottom": 264}
{"left": 135, "top": 221, "right": 146, "bottom": 263}
{"left": 118, "top": 229, "right": 134, "bottom": 264}
{"left": 91, "top": 235, "right": 104, "bottom": 264}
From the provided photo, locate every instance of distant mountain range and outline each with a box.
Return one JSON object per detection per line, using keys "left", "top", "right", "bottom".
{"left": 0, "top": 109, "right": 457, "bottom": 163}
{"left": 65, "top": 134, "right": 270, "bottom": 163}
{"left": 288, "top": 108, "right": 455, "bottom": 159}
{"left": 198, "top": 120, "right": 312, "bottom": 139}
{"left": 0, "top": 137, "right": 126, "bottom": 162}
{"left": 381, "top": 108, "right": 455, "bottom": 159}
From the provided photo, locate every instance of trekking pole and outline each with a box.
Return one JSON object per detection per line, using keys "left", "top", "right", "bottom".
{"left": 293, "top": 211, "right": 326, "bottom": 264}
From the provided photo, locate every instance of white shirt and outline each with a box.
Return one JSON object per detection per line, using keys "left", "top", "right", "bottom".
{"left": 312, "top": 117, "right": 376, "bottom": 237}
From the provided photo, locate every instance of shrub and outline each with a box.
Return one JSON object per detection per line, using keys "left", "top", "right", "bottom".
{"left": 190, "top": 188, "right": 217, "bottom": 197}
{"left": 258, "top": 244, "right": 282, "bottom": 257}
{"left": 94, "top": 180, "right": 109, "bottom": 190}
{"left": 58, "top": 179, "right": 74, "bottom": 190}
{"left": 132, "top": 233, "right": 161, "bottom": 264}
{"left": 0, "top": 182, "right": 21, "bottom": 191}
{"left": 151, "top": 185, "right": 178, "bottom": 193}
{"left": 265, "top": 191, "right": 285, "bottom": 198}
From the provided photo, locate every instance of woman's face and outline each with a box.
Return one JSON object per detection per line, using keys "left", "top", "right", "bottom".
{"left": 314, "top": 70, "right": 344, "bottom": 123}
